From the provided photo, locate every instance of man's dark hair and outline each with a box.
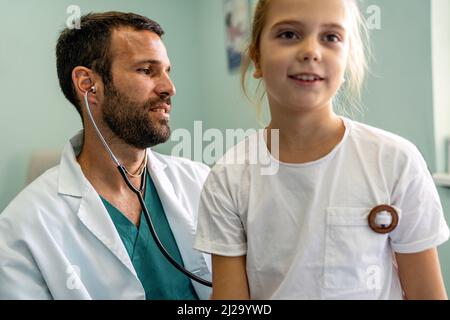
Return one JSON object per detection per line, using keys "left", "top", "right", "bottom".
{"left": 56, "top": 12, "right": 164, "bottom": 119}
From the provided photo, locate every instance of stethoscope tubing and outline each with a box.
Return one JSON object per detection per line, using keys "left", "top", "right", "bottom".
{"left": 83, "top": 90, "right": 212, "bottom": 287}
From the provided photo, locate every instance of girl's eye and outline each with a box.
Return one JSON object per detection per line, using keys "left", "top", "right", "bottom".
{"left": 324, "top": 34, "right": 340, "bottom": 43}
{"left": 277, "top": 31, "right": 299, "bottom": 40}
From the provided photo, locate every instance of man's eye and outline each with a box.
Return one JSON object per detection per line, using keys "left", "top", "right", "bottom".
{"left": 138, "top": 68, "right": 152, "bottom": 75}
{"left": 277, "top": 31, "right": 298, "bottom": 40}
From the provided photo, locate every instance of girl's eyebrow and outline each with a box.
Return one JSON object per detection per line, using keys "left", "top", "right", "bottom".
{"left": 321, "top": 23, "right": 346, "bottom": 32}
{"left": 270, "top": 20, "right": 305, "bottom": 29}
{"left": 270, "top": 20, "right": 346, "bottom": 32}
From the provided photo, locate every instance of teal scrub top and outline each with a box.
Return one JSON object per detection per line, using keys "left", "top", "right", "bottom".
{"left": 101, "top": 172, "right": 198, "bottom": 300}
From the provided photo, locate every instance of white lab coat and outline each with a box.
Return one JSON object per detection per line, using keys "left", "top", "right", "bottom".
{"left": 0, "top": 131, "right": 212, "bottom": 300}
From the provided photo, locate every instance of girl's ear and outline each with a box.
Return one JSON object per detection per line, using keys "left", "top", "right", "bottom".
{"left": 250, "top": 45, "right": 263, "bottom": 79}
{"left": 253, "top": 68, "right": 263, "bottom": 79}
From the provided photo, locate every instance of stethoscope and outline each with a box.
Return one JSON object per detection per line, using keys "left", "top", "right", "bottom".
{"left": 83, "top": 86, "right": 212, "bottom": 287}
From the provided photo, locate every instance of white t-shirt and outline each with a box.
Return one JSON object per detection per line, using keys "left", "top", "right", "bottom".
{"left": 194, "top": 117, "right": 449, "bottom": 299}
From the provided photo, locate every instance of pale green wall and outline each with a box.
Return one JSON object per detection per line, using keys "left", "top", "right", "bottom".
{"left": 196, "top": 0, "right": 259, "bottom": 132}
{"left": 0, "top": 0, "right": 202, "bottom": 210}
{"left": 432, "top": 0, "right": 450, "bottom": 174}
{"left": 438, "top": 188, "right": 450, "bottom": 287}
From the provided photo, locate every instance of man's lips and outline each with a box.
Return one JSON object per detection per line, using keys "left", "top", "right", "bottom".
{"left": 149, "top": 103, "right": 171, "bottom": 114}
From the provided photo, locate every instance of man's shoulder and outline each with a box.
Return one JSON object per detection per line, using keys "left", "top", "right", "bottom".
{"left": 0, "top": 166, "right": 60, "bottom": 224}
{"left": 150, "top": 150, "right": 210, "bottom": 178}
{"left": 152, "top": 151, "right": 208, "bottom": 167}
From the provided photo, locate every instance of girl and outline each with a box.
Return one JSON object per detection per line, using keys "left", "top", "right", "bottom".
{"left": 194, "top": 0, "right": 449, "bottom": 299}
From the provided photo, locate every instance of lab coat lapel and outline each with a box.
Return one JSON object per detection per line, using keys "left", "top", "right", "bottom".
{"left": 58, "top": 132, "right": 138, "bottom": 278}
{"left": 147, "top": 151, "right": 211, "bottom": 298}
{"left": 77, "top": 186, "right": 137, "bottom": 277}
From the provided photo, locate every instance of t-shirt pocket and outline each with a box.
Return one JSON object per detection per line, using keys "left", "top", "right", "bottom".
{"left": 323, "top": 207, "right": 391, "bottom": 290}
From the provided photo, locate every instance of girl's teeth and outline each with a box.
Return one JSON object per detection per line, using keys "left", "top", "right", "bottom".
{"left": 296, "top": 75, "right": 318, "bottom": 81}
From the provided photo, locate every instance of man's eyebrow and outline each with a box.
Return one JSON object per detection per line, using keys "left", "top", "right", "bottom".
{"left": 134, "top": 59, "right": 161, "bottom": 66}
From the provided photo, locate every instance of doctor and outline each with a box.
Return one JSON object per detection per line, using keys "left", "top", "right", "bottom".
{"left": 0, "top": 11, "right": 211, "bottom": 299}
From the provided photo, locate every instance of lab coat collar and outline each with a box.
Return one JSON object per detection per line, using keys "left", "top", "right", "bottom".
{"left": 57, "top": 130, "right": 139, "bottom": 279}
{"left": 146, "top": 147, "right": 167, "bottom": 172}
{"left": 57, "top": 130, "right": 168, "bottom": 197}
{"left": 57, "top": 130, "right": 85, "bottom": 197}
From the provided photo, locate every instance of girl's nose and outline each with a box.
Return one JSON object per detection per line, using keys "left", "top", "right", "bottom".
{"left": 298, "top": 37, "right": 321, "bottom": 62}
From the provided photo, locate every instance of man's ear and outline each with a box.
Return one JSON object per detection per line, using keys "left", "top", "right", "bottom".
{"left": 72, "top": 67, "right": 97, "bottom": 97}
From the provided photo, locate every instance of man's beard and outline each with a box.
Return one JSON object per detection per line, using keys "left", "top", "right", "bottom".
{"left": 102, "top": 82, "right": 171, "bottom": 149}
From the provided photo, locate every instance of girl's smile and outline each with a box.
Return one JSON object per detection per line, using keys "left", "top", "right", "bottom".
{"left": 288, "top": 72, "right": 325, "bottom": 86}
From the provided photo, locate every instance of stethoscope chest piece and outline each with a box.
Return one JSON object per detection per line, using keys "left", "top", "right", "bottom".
{"left": 368, "top": 205, "right": 398, "bottom": 234}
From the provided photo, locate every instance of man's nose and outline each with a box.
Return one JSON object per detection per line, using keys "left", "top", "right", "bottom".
{"left": 155, "top": 73, "right": 176, "bottom": 99}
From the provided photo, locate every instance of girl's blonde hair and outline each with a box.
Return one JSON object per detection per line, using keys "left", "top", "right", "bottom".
{"left": 241, "top": 0, "right": 371, "bottom": 119}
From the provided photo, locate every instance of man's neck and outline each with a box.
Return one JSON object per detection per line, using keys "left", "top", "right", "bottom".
{"left": 76, "top": 125, "right": 148, "bottom": 226}
{"left": 76, "top": 125, "right": 147, "bottom": 195}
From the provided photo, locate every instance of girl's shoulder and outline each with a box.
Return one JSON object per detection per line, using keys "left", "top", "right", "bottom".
{"left": 343, "top": 118, "right": 430, "bottom": 181}
{"left": 345, "top": 118, "right": 421, "bottom": 158}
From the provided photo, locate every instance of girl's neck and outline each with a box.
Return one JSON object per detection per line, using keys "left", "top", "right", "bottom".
{"left": 266, "top": 108, "right": 345, "bottom": 164}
